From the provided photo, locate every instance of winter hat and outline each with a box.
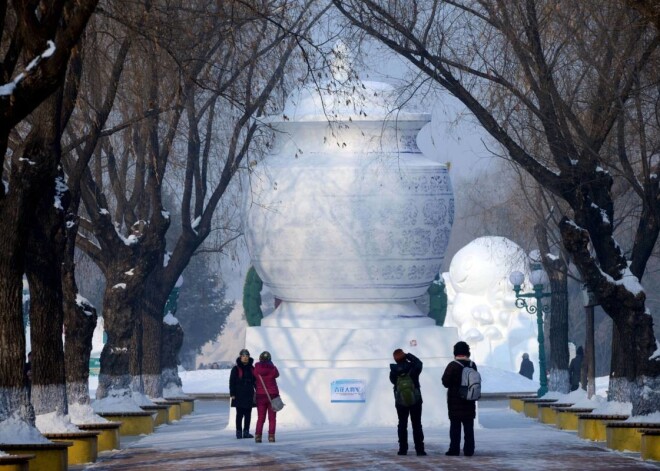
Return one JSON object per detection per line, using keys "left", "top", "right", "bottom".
{"left": 239, "top": 349, "right": 250, "bottom": 357}
{"left": 393, "top": 349, "right": 406, "bottom": 363}
{"left": 522, "top": 353, "right": 529, "bottom": 360}
{"left": 453, "top": 341, "right": 470, "bottom": 357}
{"left": 259, "top": 351, "right": 271, "bottom": 361}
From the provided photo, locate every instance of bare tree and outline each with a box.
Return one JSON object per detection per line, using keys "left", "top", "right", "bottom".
{"left": 333, "top": 0, "right": 660, "bottom": 414}
{"left": 67, "top": 0, "right": 328, "bottom": 401}
{"left": 0, "top": 0, "right": 98, "bottom": 425}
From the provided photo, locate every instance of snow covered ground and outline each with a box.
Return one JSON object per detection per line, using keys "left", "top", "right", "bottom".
{"left": 78, "top": 398, "right": 660, "bottom": 470}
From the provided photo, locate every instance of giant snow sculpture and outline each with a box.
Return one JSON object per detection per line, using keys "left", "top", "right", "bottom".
{"left": 240, "top": 47, "right": 457, "bottom": 427}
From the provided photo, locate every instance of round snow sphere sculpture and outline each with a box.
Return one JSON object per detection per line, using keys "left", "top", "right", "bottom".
{"left": 244, "top": 81, "right": 454, "bottom": 304}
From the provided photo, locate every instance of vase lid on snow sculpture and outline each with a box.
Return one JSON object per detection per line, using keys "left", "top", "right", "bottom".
{"left": 244, "top": 45, "right": 454, "bottom": 308}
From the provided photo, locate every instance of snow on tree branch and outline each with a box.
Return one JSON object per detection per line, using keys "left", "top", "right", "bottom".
{"left": 0, "top": 41, "right": 56, "bottom": 97}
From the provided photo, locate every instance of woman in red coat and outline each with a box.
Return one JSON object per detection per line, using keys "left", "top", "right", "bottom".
{"left": 254, "top": 351, "right": 280, "bottom": 443}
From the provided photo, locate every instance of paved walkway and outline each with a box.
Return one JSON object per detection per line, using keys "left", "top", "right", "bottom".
{"left": 78, "top": 399, "right": 659, "bottom": 470}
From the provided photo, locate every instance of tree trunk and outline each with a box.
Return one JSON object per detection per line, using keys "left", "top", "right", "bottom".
{"left": 63, "top": 280, "right": 97, "bottom": 406}
{"left": 25, "top": 182, "right": 68, "bottom": 416}
{"left": 96, "top": 285, "right": 137, "bottom": 400}
{"left": 0, "top": 193, "right": 33, "bottom": 424}
{"left": 536, "top": 224, "right": 570, "bottom": 393}
{"left": 24, "top": 92, "right": 68, "bottom": 417}
{"left": 138, "top": 288, "right": 167, "bottom": 398}
{"left": 546, "top": 275, "right": 569, "bottom": 393}
{"left": 62, "top": 193, "right": 98, "bottom": 406}
{"left": 161, "top": 319, "right": 184, "bottom": 398}
{"left": 561, "top": 219, "right": 660, "bottom": 414}
{"left": 583, "top": 305, "right": 596, "bottom": 398}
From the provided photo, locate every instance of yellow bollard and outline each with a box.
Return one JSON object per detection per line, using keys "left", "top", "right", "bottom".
{"left": 164, "top": 397, "right": 194, "bottom": 416}
{"left": 538, "top": 403, "right": 572, "bottom": 425}
{"left": 97, "top": 412, "right": 154, "bottom": 436}
{"left": 577, "top": 414, "right": 628, "bottom": 441}
{"left": 141, "top": 405, "right": 170, "bottom": 426}
{"left": 641, "top": 429, "right": 660, "bottom": 461}
{"left": 0, "top": 454, "right": 34, "bottom": 471}
{"left": 76, "top": 422, "right": 122, "bottom": 452}
{"left": 607, "top": 423, "right": 660, "bottom": 453}
{"left": 554, "top": 407, "right": 594, "bottom": 431}
{"left": 155, "top": 400, "right": 183, "bottom": 422}
{"left": 508, "top": 394, "right": 537, "bottom": 413}
{"left": 43, "top": 432, "right": 99, "bottom": 465}
{"left": 522, "top": 399, "right": 557, "bottom": 418}
{"left": 606, "top": 423, "right": 643, "bottom": 452}
{"left": 0, "top": 442, "right": 71, "bottom": 471}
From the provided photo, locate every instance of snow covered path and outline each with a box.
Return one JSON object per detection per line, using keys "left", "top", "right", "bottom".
{"left": 78, "top": 399, "right": 659, "bottom": 470}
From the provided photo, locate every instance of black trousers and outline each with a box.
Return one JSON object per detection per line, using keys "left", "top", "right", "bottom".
{"left": 396, "top": 403, "right": 424, "bottom": 452}
{"left": 235, "top": 407, "right": 252, "bottom": 432}
{"left": 448, "top": 417, "right": 474, "bottom": 454}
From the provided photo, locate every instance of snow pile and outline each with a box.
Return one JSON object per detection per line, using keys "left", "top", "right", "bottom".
{"left": 92, "top": 389, "right": 148, "bottom": 413}
{"left": 68, "top": 403, "right": 108, "bottom": 425}
{"left": 627, "top": 411, "right": 660, "bottom": 423}
{"left": 179, "top": 369, "right": 231, "bottom": 394}
{"left": 0, "top": 416, "right": 50, "bottom": 444}
{"left": 541, "top": 389, "right": 608, "bottom": 409}
{"left": 163, "top": 313, "right": 178, "bottom": 325}
{"left": 131, "top": 391, "right": 156, "bottom": 407}
{"left": 478, "top": 365, "right": 537, "bottom": 393}
{"left": 591, "top": 400, "right": 633, "bottom": 416}
{"left": 163, "top": 383, "right": 188, "bottom": 399}
{"left": 35, "top": 411, "right": 82, "bottom": 433}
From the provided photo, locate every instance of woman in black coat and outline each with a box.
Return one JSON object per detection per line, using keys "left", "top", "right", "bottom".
{"left": 442, "top": 341, "right": 477, "bottom": 457}
{"left": 229, "top": 349, "right": 256, "bottom": 439}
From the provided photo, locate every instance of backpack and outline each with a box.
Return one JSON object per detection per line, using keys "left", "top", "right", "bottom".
{"left": 454, "top": 360, "right": 481, "bottom": 401}
{"left": 395, "top": 373, "right": 417, "bottom": 407}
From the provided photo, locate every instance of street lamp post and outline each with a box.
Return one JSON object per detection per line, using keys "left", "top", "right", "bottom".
{"left": 509, "top": 263, "right": 551, "bottom": 397}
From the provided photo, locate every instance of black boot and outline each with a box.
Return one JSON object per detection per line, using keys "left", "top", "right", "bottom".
{"left": 236, "top": 430, "right": 242, "bottom": 439}
{"left": 243, "top": 430, "right": 254, "bottom": 439}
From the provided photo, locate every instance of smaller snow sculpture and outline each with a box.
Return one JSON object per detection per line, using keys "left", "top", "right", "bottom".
{"left": 443, "top": 237, "right": 538, "bottom": 374}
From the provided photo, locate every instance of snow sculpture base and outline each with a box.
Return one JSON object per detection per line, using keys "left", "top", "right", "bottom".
{"left": 228, "top": 317, "right": 460, "bottom": 428}
{"left": 261, "top": 301, "right": 436, "bottom": 329}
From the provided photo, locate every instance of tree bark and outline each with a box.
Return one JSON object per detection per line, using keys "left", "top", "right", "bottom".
{"left": 0, "top": 189, "right": 33, "bottom": 423}
{"left": 24, "top": 92, "right": 68, "bottom": 417}
{"left": 96, "top": 279, "right": 139, "bottom": 400}
{"left": 137, "top": 278, "right": 169, "bottom": 398}
{"left": 536, "top": 224, "right": 570, "bottom": 393}
{"left": 63, "top": 281, "right": 97, "bottom": 406}
{"left": 161, "top": 317, "right": 184, "bottom": 398}
{"left": 25, "top": 187, "right": 68, "bottom": 416}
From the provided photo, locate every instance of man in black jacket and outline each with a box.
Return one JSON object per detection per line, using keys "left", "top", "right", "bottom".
{"left": 569, "top": 346, "right": 584, "bottom": 391}
{"left": 442, "top": 341, "right": 477, "bottom": 457}
{"left": 389, "top": 349, "right": 425, "bottom": 456}
{"left": 519, "top": 352, "right": 534, "bottom": 380}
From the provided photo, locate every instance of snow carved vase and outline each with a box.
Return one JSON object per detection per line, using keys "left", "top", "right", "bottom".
{"left": 244, "top": 79, "right": 454, "bottom": 327}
